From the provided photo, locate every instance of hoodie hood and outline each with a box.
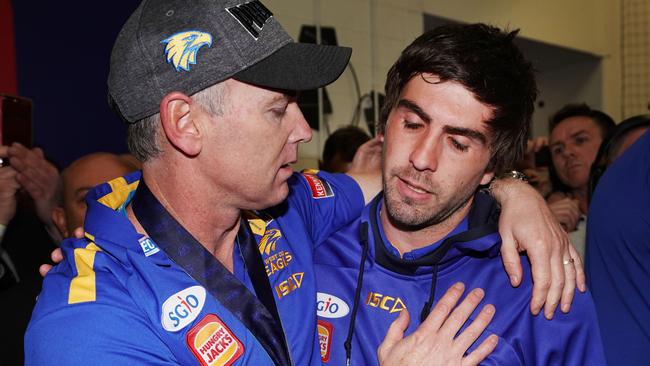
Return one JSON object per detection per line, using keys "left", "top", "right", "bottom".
{"left": 367, "top": 191, "right": 502, "bottom": 275}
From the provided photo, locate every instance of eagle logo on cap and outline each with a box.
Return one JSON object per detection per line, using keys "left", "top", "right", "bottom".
{"left": 161, "top": 31, "right": 213, "bottom": 72}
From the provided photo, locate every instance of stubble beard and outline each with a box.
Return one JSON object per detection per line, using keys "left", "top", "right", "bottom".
{"left": 382, "top": 166, "right": 477, "bottom": 232}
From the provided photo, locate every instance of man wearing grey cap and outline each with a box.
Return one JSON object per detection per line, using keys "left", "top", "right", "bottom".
{"left": 25, "top": 1, "right": 579, "bottom": 365}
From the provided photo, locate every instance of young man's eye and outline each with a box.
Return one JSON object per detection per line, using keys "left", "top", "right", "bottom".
{"left": 551, "top": 146, "right": 563, "bottom": 156}
{"left": 403, "top": 120, "right": 421, "bottom": 130}
{"left": 450, "top": 137, "right": 469, "bottom": 152}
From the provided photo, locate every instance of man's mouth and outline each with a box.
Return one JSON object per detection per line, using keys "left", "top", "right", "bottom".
{"left": 399, "top": 177, "right": 431, "bottom": 194}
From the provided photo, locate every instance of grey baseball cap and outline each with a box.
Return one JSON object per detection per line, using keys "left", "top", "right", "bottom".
{"left": 108, "top": 0, "right": 352, "bottom": 123}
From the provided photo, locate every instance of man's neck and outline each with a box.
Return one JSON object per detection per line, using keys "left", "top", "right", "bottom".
{"left": 379, "top": 199, "right": 472, "bottom": 257}
{"left": 127, "top": 163, "right": 241, "bottom": 272}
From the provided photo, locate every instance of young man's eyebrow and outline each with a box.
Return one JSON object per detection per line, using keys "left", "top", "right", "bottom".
{"left": 443, "top": 126, "right": 487, "bottom": 145}
{"left": 397, "top": 99, "right": 431, "bottom": 123}
{"left": 397, "top": 98, "right": 487, "bottom": 144}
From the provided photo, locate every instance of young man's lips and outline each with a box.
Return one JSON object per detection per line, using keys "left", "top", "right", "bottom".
{"left": 398, "top": 177, "right": 431, "bottom": 195}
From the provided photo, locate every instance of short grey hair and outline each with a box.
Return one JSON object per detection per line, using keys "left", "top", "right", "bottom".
{"left": 127, "top": 83, "right": 228, "bottom": 162}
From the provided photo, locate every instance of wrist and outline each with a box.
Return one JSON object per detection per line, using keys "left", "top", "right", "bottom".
{"left": 487, "top": 170, "right": 530, "bottom": 201}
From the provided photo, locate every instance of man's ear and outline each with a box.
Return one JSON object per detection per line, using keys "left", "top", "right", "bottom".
{"left": 159, "top": 92, "right": 202, "bottom": 157}
{"left": 51, "top": 207, "right": 68, "bottom": 239}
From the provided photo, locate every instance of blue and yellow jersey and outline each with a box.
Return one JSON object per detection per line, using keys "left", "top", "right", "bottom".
{"left": 314, "top": 193, "right": 607, "bottom": 365}
{"left": 25, "top": 170, "right": 364, "bottom": 365}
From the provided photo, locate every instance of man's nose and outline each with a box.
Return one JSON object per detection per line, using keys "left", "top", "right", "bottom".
{"left": 410, "top": 133, "right": 440, "bottom": 172}
{"left": 289, "top": 103, "right": 312, "bottom": 144}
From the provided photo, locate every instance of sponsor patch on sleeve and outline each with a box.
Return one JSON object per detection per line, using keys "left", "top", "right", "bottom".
{"left": 138, "top": 236, "right": 160, "bottom": 257}
{"left": 186, "top": 314, "right": 244, "bottom": 366}
{"left": 318, "top": 320, "right": 333, "bottom": 363}
{"left": 301, "top": 170, "right": 334, "bottom": 199}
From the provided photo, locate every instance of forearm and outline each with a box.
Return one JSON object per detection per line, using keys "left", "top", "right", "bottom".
{"left": 347, "top": 172, "right": 382, "bottom": 204}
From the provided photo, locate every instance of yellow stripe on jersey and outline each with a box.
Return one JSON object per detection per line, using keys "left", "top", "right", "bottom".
{"left": 97, "top": 177, "right": 139, "bottom": 210}
{"left": 68, "top": 243, "right": 102, "bottom": 304}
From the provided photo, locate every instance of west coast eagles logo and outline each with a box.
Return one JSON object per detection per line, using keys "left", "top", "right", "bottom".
{"left": 258, "top": 228, "right": 282, "bottom": 255}
{"left": 161, "top": 30, "right": 213, "bottom": 72}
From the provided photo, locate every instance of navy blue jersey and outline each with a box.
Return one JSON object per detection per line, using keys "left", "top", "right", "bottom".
{"left": 26, "top": 170, "right": 364, "bottom": 365}
{"left": 587, "top": 130, "right": 650, "bottom": 366}
{"left": 315, "top": 193, "right": 606, "bottom": 365}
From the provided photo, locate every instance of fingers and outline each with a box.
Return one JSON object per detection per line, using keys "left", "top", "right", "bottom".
{"left": 73, "top": 227, "right": 85, "bottom": 239}
{"left": 419, "top": 282, "right": 465, "bottom": 332}
{"left": 548, "top": 199, "right": 580, "bottom": 231}
{"left": 39, "top": 264, "right": 53, "bottom": 278}
{"left": 443, "top": 289, "right": 488, "bottom": 345}
{"left": 456, "top": 305, "right": 496, "bottom": 352}
{"left": 499, "top": 233, "right": 523, "bottom": 286}
{"left": 526, "top": 243, "right": 552, "bottom": 315}
{"left": 569, "top": 244, "right": 586, "bottom": 292}
{"left": 560, "top": 247, "right": 577, "bottom": 313}
{"left": 543, "top": 239, "right": 565, "bottom": 319}
{"left": 51, "top": 248, "right": 64, "bottom": 264}
{"left": 379, "top": 308, "right": 410, "bottom": 359}
{"left": 462, "top": 334, "right": 499, "bottom": 366}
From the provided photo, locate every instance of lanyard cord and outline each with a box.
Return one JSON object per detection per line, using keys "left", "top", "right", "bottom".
{"left": 131, "top": 179, "right": 292, "bottom": 366}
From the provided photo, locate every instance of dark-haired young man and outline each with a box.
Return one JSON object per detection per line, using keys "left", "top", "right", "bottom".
{"left": 315, "top": 24, "right": 605, "bottom": 365}
{"left": 547, "top": 103, "right": 615, "bottom": 260}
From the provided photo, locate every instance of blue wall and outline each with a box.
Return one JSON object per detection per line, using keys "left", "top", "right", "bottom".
{"left": 12, "top": 1, "right": 140, "bottom": 168}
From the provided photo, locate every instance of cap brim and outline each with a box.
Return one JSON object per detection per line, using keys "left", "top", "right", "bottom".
{"left": 234, "top": 43, "right": 352, "bottom": 91}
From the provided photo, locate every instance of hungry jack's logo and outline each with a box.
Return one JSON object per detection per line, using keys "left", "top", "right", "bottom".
{"left": 318, "top": 320, "right": 333, "bottom": 363}
{"left": 186, "top": 314, "right": 244, "bottom": 366}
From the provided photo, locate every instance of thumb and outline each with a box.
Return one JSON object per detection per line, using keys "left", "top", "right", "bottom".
{"left": 379, "top": 308, "right": 410, "bottom": 355}
{"left": 500, "top": 233, "right": 523, "bottom": 287}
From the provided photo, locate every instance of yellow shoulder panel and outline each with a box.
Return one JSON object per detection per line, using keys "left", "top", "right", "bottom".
{"left": 68, "top": 242, "right": 102, "bottom": 304}
{"left": 97, "top": 177, "right": 139, "bottom": 210}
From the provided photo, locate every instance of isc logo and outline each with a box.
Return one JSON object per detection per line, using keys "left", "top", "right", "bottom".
{"left": 365, "top": 291, "right": 406, "bottom": 314}
{"left": 317, "top": 292, "right": 350, "bottom": 319}
{"left": 161, "top": 286, "right": 207, "bottom": 332}
{"left": 275, "top": 272, "right": 304, "bottom": 299}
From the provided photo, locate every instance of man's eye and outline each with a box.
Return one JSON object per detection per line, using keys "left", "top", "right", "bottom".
{"left": 551, "top": 146, "right": 563, "bottom": 155}
{"left": 403, "top": 120, "right": 421, "bottom": 130}
{"left": 272, "top": 107, "right": 287, "bottom": 117}
{"left": 575, "top": 136, "right": 588, "bottom": 145}
{"left": 450, "top": 137, "right": 469, "bottom": 152}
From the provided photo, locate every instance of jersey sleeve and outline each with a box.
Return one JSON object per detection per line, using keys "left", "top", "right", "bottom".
{"left": 503, "top": 290, "right": 607, "bottom": 365}
{"left": 25, "top": 302, "right": 179, "bottom": 365}
{"left": 285, "top": 170, "right": 365, "bottom": 247}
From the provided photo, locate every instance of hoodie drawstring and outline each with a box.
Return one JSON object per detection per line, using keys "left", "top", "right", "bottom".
{"left": 420, "top": 265, "right": 438, "bottom": 323}
{"left": 344, "top": 221, "right": 369, "bottom": 366}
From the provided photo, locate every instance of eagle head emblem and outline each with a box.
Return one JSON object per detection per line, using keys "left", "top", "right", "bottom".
{"left": 258, "top": 229, "right": 282, "bottom": 255}
{"left": 161, "top": 31, "right": 213, "bottom": 72}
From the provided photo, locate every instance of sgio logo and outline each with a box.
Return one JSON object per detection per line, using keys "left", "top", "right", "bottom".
{"left": 317, "top": 292, "right": 350, "bottom": 319}
{"left": 161, "top": 286, "right": 207, "bottom": 332}
{"left": 365, "top": 291, "right": 406, "bottom": 314}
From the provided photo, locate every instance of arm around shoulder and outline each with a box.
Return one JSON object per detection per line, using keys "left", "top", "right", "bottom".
{"left": 25, "top": 302, "right": 178, "bottom": 365}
